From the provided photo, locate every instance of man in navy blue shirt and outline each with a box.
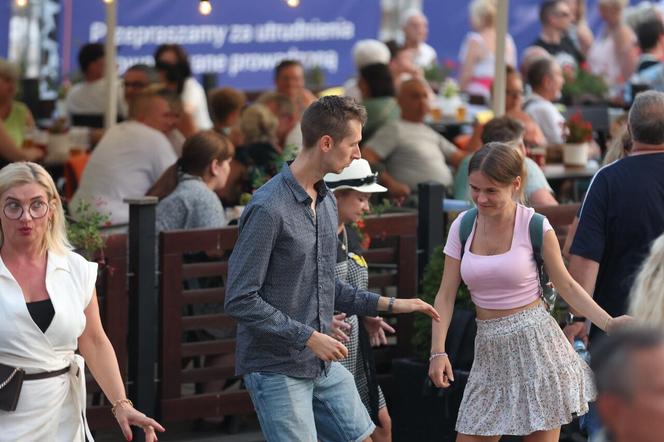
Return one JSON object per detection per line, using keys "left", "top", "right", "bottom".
{"left": 226, "top": 95, "right": 439, "bottom": 442}
{"left": 567, "top": 90, "right": 664, "bottom": 439}
{"left": 569, "top": 91, "right": 664, "bottom": 339}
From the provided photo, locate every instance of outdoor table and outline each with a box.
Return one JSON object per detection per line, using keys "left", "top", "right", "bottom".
{"left": 543, "top": 162, "right": 600, "bottom": 202}
{"left": 543, "top": 162, "right": 599, "bottom": 181}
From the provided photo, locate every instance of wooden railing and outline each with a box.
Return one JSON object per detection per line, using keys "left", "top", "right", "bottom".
{"left": 86, "top": 234, "right": 129, "bottom": 430}
{"left": 86, "top": 211, "right": 421, "bottom": 427}
{"left": 158, "top": 226, "right": 254, "bottom": 422}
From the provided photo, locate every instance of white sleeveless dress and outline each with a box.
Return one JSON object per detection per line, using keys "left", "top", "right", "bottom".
{"left": 0, "top": 250, "right": 97, "bottom": 441}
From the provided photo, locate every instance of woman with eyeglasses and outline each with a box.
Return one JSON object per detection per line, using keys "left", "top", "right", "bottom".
{"left": 0, "top": 162, "right": 164, "bottom": 441}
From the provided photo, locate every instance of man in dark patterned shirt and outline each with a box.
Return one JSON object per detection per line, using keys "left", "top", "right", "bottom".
{"left": 226, "top": 96, "right": 439, "bottom": 442}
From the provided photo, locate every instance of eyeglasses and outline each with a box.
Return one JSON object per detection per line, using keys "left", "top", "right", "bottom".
{"left": 3, "top": 200, "right": 49, "bottom": 220}
{"left": 326, "top": 173, "right": 378, "bottom": 189}
{"left": 506, "top": 90, "right": 524, "bottom": 98}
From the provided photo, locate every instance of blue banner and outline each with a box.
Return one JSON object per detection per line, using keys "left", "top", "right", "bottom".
{"left": 0, "top": 2, "right": 10, "bottom": 58}
{"left": 63, "top": 0, "right": 381, "bottom": 91}
{"left": 424, "top": 0, "right": 637, "bottom": 70}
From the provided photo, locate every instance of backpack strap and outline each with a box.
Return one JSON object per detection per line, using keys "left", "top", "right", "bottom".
{"left": 458, "top": 208, "right": 477, "bottom": 260}
{"left": 529, "top": 212, "right": 545, "bottom": 267}
{"left": 529, "top": 212, "right": 553, "bottom": 306}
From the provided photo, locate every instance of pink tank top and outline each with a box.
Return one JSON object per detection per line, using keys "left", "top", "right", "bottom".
{"left": 443, "top": 204, "right": 553, "bottom": 310}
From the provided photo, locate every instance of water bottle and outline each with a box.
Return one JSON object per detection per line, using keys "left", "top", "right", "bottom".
{"left": 573, "top": 338, "right": 591, "bottom": 363}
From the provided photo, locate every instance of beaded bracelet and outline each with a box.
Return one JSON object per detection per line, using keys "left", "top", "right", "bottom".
{"left": 111, "top": 398, "right": 134, "bottom": 417}
{"left": 429, "top": 352, "right": 448, "bottom": 362}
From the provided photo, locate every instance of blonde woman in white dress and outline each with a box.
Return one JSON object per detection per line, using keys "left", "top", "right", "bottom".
{"left": 0, "top": 162, "right": 164, "bottom": 441}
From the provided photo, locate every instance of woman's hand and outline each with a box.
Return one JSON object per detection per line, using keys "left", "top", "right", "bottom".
{"left": 114, "top": 404, "right": 165, "bottom": 442}
{"left": 329, "top": 313, "right": 352, "bottom": 342}
{"left": 428, "top": 354, "right": 454, "bottom": 388}
{"left": 362, "top": 316, "right": 395, "bottom": 347}
{"left": 607, "top": 315, "right": 634, "bottom": 334}
{"left": 392, "top": 298, "right": 441, "bottom": 322}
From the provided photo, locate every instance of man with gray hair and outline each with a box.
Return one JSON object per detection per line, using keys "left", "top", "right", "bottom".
{"left": 401, "top": 9, "right": 438, "bottom": 68}
{"left": 591, "top": 327, "right": 664, "bottom": 442}
{"left": 569, "top": 90, "right": 664, "bottom": 343}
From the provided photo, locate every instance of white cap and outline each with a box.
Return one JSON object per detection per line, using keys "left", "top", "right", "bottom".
{"left": 352, "top": 40, "right": 391, "bottom": 70}
{"left": 324, "top": 159, "right": 387, "bottom": 193}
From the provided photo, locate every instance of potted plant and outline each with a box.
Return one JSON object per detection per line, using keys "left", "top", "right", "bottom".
{"left": 67, "top": 200, "right": 111, "bottom": 263}
{"left": 563, "top": 111, "right": 593, "bottom": 166}
{"left": 561, "top": 65, "right": 608, "bottom": 106}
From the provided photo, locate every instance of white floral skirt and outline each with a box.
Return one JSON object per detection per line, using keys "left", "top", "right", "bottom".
{"left": 456, "top": 304, "right": 596, "bottom": 436}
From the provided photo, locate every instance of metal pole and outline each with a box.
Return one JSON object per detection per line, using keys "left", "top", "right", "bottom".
{"left": 103, "top": 0, "right": 118, "bottom": 129}
{"left": 492, "top": 0, "right": 509, "bottom": 117}
{"left": 125, "top": 197, "right": 158, "bottom": 442}
{"left": 417, "top": 182, "right": 445, "bottom": 283}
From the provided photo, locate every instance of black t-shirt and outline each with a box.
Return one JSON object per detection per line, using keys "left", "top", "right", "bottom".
{"left": 533, "top": 34, "right": 585, "bottom": 69}
{"left": 570, "top": 153, "right": 664, "bottom": 336}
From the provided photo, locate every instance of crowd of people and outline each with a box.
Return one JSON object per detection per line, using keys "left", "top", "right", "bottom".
{"left": 1, "top": 1, "right": 664, "bottom": 441}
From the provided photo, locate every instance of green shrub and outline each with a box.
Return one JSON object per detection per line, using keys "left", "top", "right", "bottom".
{"left": 411, "top": 245, "right": 472, "bottom": 360}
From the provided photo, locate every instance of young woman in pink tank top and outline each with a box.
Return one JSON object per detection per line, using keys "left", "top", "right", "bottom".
{"left": 428, "top": 143, "right": 631, "bottom": 441}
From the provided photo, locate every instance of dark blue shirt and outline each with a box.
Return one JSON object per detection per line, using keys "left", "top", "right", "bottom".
{"left": 225, "top": 163, "right": 380, "bottom": 378}
{"left": 571, "top": 153, "right": 664, "bottom": 337}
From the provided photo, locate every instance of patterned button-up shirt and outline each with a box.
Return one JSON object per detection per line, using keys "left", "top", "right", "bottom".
{"left": 225, "top": 163, "right": 380, "bottom": 378}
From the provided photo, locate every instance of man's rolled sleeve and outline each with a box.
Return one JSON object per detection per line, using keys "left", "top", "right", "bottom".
{"left": 334, "top": 278, "right": 380, "bottom": 317}
{"left": 225, "top": 204, "right": 313, "bottom": 349}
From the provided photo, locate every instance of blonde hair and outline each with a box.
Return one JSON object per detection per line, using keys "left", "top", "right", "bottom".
{"left": 0, "top": 58, "right": 18, "bottom": 83}
{"left": 603, "top": 123, "right": 632, "bottom": 166}
{"left": 240, "top": 103, "right": 278, "bottom": 145}
{"left": 469, "top": 0, "right": 497, "bottom": 30}
{"left": 598, "top": 0, "right": 627, "bottom": 8}
{"left": 0, "top": 162, "right": 71, "bottom": 255}
{"left": 629, "top": 234, "right": 664, "bottom": 325}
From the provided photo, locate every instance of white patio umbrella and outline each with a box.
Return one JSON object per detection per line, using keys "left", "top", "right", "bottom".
{"left": 103, "top": 0, "right": 117, "bottom": 129}
{"left": 492, "top": 0, "right": 509, "bottom": 117}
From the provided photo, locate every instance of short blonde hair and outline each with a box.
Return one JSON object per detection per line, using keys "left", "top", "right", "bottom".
{"left": 629, "top": 234, "right": 664, "bottom": 326}
{"left": 240, "top": 103, "right": 278, "bottom": 145}
{"left": 469, "top": 0, "right": 497, "bottom": 30}
{"left": 0, "top": 58, "right": 18, "bottom": 83}
{"left": 598, "top": 0, "right": 628, "bottom": 8}
{"left": 0, "top": 162, "right": 71, "bottom": 255}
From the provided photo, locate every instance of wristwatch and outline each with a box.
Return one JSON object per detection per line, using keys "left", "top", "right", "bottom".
{"left": 566, "top": 313, "right": 587, "bottom": 325}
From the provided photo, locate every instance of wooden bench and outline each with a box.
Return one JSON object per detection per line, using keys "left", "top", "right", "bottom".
{"left": 363, "top": 212, "right": 419, "bottom": 359}
{"left": 86, "top": 234, "right": 129, "bottom": 430}
{"left": 159, "top": 227, "right": 254, "bottom": 422}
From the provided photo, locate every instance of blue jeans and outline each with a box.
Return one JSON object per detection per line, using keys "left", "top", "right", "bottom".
{"left": 581, "top": 402, "right": 604, "bottom": 441}
{"left": 244, "top": 362, "right": 375, "bottom": 442}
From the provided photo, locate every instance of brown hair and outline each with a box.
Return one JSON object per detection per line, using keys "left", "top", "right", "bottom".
{"left": 468, "top": 142, "right": 526, "bottom": 202}
{"left": 209, "top": 87, "right": 247, "bottom": 125}
{"left": 300, "top": 96, "right": 367, "bottom": 149}
{"left": 147, "top": 131, "right": 234, "bottom": 200}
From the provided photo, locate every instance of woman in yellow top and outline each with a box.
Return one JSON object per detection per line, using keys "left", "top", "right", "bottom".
{"left": 0, "top": 59, "right": 43, "bottom": 164}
